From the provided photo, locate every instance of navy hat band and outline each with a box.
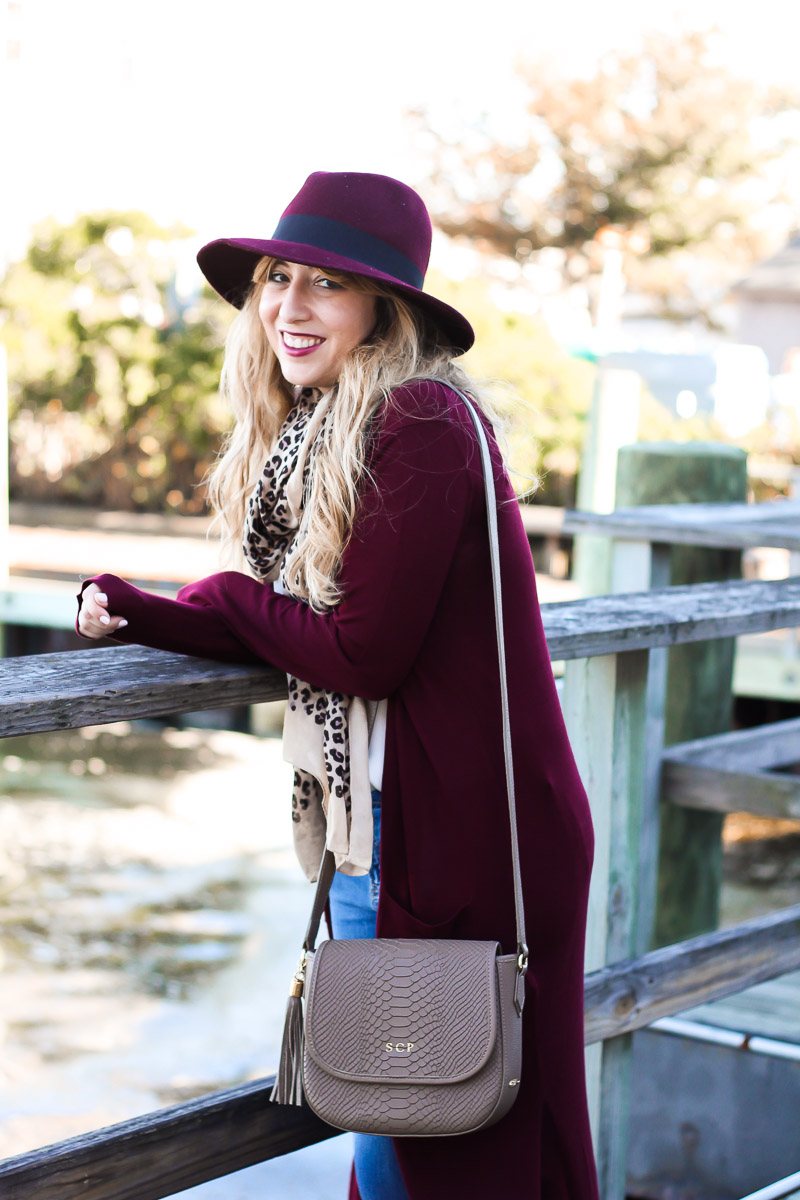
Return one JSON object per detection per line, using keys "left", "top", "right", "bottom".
{"left": 272, "top": 213, "right": 425, "bottom": 290}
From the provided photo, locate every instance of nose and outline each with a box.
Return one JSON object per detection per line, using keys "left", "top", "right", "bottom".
{"left": 279, "top": 276, "right": 312, "bottom": 325}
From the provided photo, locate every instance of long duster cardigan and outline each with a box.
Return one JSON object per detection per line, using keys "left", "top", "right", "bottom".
{"left": 79, "top": 380, "right": 599, "bottom": 1200}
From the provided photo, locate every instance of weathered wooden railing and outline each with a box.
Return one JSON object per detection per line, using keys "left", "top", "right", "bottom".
{"left": 738, "top": 1171, "right": 800, "bottom": 1200}
{"left": 2, "top": 574, "right": 800, "bottom": 1200}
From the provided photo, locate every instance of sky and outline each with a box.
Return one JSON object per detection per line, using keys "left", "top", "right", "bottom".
{"left": 3, "top": 0, "right": 800, "bottom": 272}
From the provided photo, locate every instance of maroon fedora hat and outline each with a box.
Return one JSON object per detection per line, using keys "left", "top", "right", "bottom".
{"left": 196, "top": 171, "right": 474, "bottom": 354}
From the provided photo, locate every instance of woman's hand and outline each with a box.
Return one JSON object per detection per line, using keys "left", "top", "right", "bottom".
{"left": 78, "top": 582, "right": 129, "bottom": 639}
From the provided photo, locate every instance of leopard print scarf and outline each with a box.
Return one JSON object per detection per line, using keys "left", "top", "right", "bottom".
{"left": 242, "top": 387, "right": 375, "bottom": 882}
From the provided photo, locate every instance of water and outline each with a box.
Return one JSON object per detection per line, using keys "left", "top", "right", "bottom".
{"left": 0, "top": 721, "right": 353, "bottom": 1196}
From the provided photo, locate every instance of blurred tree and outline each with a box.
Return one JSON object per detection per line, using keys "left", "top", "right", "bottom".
{"left": 429, "top": 270, "right": 595, "bottom": 504}
{"left": 414, "top": 27, "right": 800, "bottom": 326}
{"left": 0, "top": 211, "right": 232, "bottom": 512}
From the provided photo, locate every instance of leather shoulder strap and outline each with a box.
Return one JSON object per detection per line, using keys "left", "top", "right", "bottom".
{"left": 304, "top": 378, "right": 528, "bottom": 975}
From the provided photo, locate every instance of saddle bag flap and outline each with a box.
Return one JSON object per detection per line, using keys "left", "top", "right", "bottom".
{"left": 304, "top": 937, "right": 500, "bottom": 1085}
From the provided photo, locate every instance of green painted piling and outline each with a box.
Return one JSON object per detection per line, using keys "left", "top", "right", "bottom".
{"left": 614, "top": 442, "right": 748, "bottom": 947}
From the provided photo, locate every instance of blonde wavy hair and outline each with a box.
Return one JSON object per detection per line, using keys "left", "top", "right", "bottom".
{"left": 206, "top": 257, "right": 512, "bottom": 612}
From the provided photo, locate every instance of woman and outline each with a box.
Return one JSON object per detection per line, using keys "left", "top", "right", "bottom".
{"left": 77, "top": 171, "right": 599, "bottom": 1200}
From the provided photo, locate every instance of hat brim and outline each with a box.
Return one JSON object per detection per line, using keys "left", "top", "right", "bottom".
{"left": 197, "top": 238, "right": 475, "bottom": 355}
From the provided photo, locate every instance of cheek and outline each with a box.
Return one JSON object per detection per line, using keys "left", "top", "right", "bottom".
{"left": 340, "top": 296, "right": 378, "bottom": 348}
{"left": 258, "top": 296, "right": 280, "bottom": 343}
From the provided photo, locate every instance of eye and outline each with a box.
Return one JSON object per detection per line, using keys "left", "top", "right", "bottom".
{"left": 267, "top": 268, "right": 290, "bottom": 284}
{"left": 315, "top": 274, "right": 344, "bottom": 291}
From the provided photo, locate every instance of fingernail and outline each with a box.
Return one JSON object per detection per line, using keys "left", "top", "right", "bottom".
{"left": 118, "top": 619, "right": 128, "bottom": 628}
{"left": 100, "top": 614, "right": 110, "bottom": 625}
{"left": 96, "top": 593, "right": 108, "bottom": 603}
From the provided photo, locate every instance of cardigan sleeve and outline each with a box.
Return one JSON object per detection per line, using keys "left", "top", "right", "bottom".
{"left": 77, "top": 382, "right": 481, "bottom": 699}
{"left": 76, "top": 573, "right": 262, "bottom": 664}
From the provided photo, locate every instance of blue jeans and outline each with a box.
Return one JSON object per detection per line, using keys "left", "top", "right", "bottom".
{"left": 328, "top": 790, "right": 410, "bottom": 1200}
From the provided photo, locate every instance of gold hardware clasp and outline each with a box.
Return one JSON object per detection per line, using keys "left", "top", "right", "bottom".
{"left": 289, "top": 950, "right": 307, "bottom": 998}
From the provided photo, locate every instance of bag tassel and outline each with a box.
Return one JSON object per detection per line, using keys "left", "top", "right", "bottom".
{"left": 269, "top": 955, "right": 306, "bottom": 1106}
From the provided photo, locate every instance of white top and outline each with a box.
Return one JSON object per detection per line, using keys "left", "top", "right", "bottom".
{"left": 368, "top": 699, "right": 387, "bottom": 792}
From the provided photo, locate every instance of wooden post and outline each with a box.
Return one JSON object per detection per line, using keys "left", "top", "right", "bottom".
{"left": 563, "top": 537, "right": 668, "bottom": 1198}
{"left": 614, "top": 442, "right": 748, "bottom": 947}
{"left": 572, "top": 366, "right": 641, "bottom": 598}
{"left": 563, "top": 647, "right": 649, "bottom": 1197}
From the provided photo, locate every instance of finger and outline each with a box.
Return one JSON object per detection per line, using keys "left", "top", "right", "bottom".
{"left": 82, "top": 599, "right": 110, "bottom": 625}
{"left": 79, "top": 619, "right": 105, "bottom": 639}
{"left": 80, "top": 608, "right": 108, "bottom": 631}
{"left": 95, "top": 593, "right": 108, "bottom": 607}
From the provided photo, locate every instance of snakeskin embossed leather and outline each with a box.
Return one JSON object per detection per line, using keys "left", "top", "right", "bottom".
{"left": 302, "top": 940, "right": 523, "bottom": 1136}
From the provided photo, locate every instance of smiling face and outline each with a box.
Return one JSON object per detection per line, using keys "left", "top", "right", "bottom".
{"left": 258, "top": 259, "right": 379, "bottom": 390}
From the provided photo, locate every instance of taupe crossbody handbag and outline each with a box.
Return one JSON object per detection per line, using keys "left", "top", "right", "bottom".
{"left": 269, "top": 382, "right": 529, "bottom": 1137}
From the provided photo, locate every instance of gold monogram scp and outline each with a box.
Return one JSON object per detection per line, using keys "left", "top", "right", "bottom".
{"left": 384, "top": 1042, "right": 415, "bottom": 1054}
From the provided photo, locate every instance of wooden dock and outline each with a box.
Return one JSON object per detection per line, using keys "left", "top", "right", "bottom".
{"left": 2, "top": 499, "right": 800, "bottom": 1198}
{"left": 1, "top": 574, "right": 799, "bottom": 1198}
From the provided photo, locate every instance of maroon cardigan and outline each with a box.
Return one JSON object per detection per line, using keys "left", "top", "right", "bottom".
{"left": 78, "top": 380, "right": 598, "bottom": 1200}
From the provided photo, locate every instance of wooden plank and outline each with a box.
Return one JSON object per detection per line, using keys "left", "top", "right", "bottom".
{"left": 583, "top": 904, "right": 800, "bottom": 1044}
{"left": 8, "top": 523, "right": 219, "bottom": 585}
{"left": 662, "top": 717, "right": 800, "bottom": 772}
{"left": 681, "top": 971, "right": 800, "bottom": 1043}
{"left": 562, "top": 653, "right": 620, "bottom": 1151}
{"left": 569, "top": 535, "right": 671, "bottom": 1199}
{"left": 0, "top": 577, "right": 798, "bottom": 738}
{"left": 662, "top": 761, "right": 800, "bottom": 819}
{"left": 570, "top": 498, "right": 800, "bottom": 528}
{"left": 562, "top": 645, "right": 649, "bottom": 1193}
{"left": 0, "top": 1075, "right": 340, "bottom": 1200}
{"left": 516, "top": 504, "right": 566, "bottom": 536}
{"left": 737, "top": 1173, "right": 800, "bottom": 1200}
{"left": 9, "top": 500, "right": 214, "bottom": 537}
{"left": 564, "top": 500, "right": 800, "bottom": 550}
{"left": 568, "top": 517, "right": 800, "bottom": 551}
{"left": 3, "top": 907, "right": 798, "bottom": 1200}
{"left": 0, "top": 644, "right": 288, "bottom": 737}
{"left": 661, "top": 718, "right": 800, "bottom": 818}
{"left": 544, "top": 576, "right": 800, "bottom": 660}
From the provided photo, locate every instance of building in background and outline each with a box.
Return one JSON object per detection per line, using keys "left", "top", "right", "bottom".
{"left": 730, "top": 232, "right": 800, "bottom": 374}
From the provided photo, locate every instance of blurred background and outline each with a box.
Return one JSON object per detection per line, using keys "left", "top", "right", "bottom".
{"left": 2, "top": 2, "right": 800, "bottom": 1197}
{"left": 3, "top": 0, "right": 800, "bottom": 523}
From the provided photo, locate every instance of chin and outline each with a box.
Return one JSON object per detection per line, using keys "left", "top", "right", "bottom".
{"left": 280, "top": 364, "right": 334, "bottom": 390}
{"left": 285, "top": 374, "right": 333, "bottom": 390}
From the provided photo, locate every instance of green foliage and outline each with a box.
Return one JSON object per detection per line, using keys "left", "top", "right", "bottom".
{"left": 429, "top": 271, "right": 595, "bottom": 503}
{"left": 1, "top": 211, "right": 233, "bottom": 512}
{"left": 1, "top": 213, "right": 598, "bottom": 513}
